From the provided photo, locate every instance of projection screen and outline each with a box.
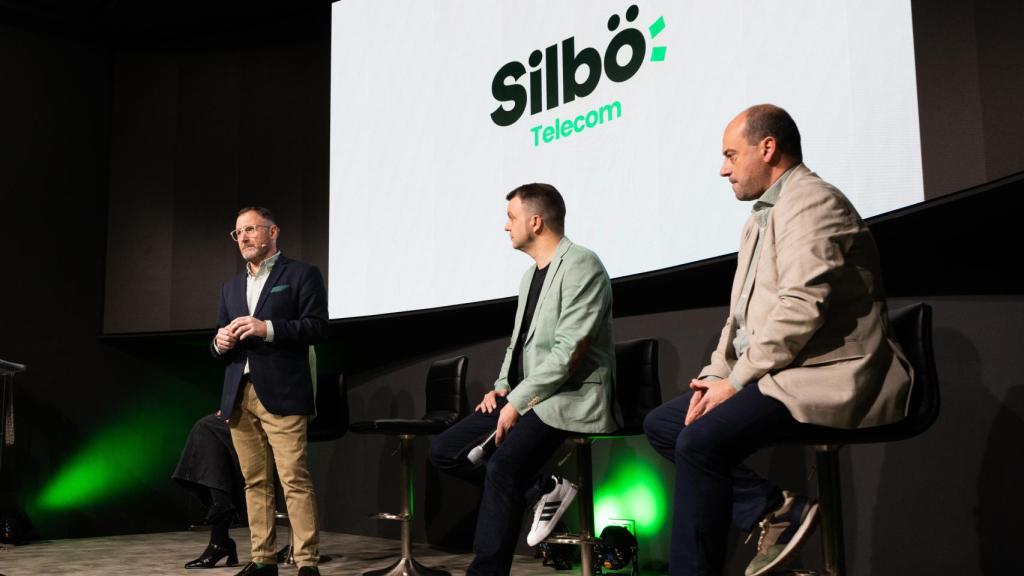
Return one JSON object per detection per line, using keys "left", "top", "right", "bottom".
{"left": 329, "top": 0, "right": 923, "bottom": 318}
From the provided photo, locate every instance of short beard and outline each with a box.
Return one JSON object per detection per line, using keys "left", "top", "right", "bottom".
{"left": 242, "top": 245, "right": 270, "bottom": 265}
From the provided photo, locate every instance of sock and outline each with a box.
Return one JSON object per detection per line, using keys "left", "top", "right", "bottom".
{"left": 539, "top": 475, "right": 557, "bottom": 495}
{"left": 210, "top": 515, "right": 230, "bottom": 547}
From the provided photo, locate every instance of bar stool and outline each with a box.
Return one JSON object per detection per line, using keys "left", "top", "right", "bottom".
{"left": 789, "top": 302, "right": 940, "bottom": 576}
{"left": 350, "top": 355, "right": 468, "bottom": 576}
{"left": 545, "top": 339, "right": 662, "bottom": 576}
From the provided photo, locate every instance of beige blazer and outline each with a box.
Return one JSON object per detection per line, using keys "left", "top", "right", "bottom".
{"left": 699, "top": 164, "right": 913, "bottom": 429}
{"left": 497, "top": 237, "right": 620, "bottom": 434}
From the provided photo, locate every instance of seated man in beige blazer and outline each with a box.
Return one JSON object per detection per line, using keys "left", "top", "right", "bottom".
{"left": 429, "top": 183, "right": 620, "bottom": 576}
{"left": 644, "top": 104, "right": 913, "bottom": 576}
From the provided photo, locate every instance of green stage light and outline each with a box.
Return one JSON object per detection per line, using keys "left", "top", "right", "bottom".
{"left": 593, "top": 455, "right": 668, "bottom": 535}
{"left": 35, "top": 390, "right": 202, "bottom": 511}
{"left": 37, "top": 414, "right": 160, "bottom": 509}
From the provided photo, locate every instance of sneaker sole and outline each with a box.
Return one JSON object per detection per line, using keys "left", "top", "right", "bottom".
{"left": 526, "top": 484, "right": 578, "bottom": 546}
{"left": 749, "top": 501, "right": 819, "bottom": 576}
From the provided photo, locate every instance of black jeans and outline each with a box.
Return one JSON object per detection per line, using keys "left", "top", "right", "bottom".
{"left": 643, "top": 384, "right": 826, "bottom": 576}
{"left": 429, "top": 397, "right": 569, "bottom": 576}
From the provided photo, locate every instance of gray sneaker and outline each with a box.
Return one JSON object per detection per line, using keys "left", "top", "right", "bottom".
{"left": 744, "top": 491, "right": 819, "bottom": 576}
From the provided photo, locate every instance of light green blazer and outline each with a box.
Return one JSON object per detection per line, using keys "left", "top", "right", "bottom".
{"left": 496, "top": 237, "right": 620, "bottom": 434}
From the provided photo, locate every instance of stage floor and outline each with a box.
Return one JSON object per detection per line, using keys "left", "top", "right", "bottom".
{"left": 0, "top": 528, "right": 572, "bottom": 576}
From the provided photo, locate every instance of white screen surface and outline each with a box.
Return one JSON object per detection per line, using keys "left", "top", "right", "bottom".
{"left": 329, "top": 1, "right": 923, "bottom": 319}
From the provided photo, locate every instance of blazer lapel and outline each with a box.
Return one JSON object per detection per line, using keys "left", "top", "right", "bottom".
{"left": 734, "top": 167, "right": 801, "bottom": 309}
{"left": 234, "top": 272, "right": 248, "bottom": 316}
{"left": 731, "top": 217, "right": 759, "bottom": 307}
{"left": 253, "top": 256, "right": 288, "bottom": 317}
{"left": 507, "top": 268, "right": 532, "bottom": 346}
{"left": 525, "top": 237, "right": 572, "bottom": 344}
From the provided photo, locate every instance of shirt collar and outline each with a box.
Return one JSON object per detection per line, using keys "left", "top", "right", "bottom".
{"left": 752, "top": 164, "right": 799, "bottom": 213}
{"left": 247, "top": 251, "right": 281, "bottom": 278}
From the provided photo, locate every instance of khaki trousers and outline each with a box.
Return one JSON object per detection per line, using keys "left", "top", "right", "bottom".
{"left": 229, "top": 381, "right": 319, "bottom": 566}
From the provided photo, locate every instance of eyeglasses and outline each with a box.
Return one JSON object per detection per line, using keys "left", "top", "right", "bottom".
{"left": 229, "top": 224, "right": 272, "bottom": 241}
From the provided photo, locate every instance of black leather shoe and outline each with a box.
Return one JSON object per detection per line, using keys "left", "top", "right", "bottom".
{"left": 234, "top": 562, "right": 279, "bottom": 576}
{"left": 297, "top": 567, "right": 320, "bottom": 576}
{"left": 185, "top": 538, "right": 239, "bottom": 569}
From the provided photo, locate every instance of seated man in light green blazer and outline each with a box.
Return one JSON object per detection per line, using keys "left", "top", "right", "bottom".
{"left": 429, "top": 183, "right": 620, "bottom": 576}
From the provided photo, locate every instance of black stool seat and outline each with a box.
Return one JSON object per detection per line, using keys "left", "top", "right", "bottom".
{"left": 795, "top": 303, "right": 939, "bottom": 448}
{"left": 565, "top": 337, "right": 662, "bottom": 440}
{"left": 350, "top": 355, "right": 465, "bottom": 437}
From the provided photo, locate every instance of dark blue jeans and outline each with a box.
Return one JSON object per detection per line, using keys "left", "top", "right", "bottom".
{"left": 644, "top": 384, "right": 825, "bottom": 576}
{"left": 429, "top": 397, "right": 569, "bottom": 576}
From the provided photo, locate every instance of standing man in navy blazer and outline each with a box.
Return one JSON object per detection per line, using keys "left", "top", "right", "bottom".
{"left": 214, "top": 206, "right": 328, "bottom": 576}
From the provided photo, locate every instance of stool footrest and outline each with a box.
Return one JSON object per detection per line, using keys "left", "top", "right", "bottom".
{"left": 543, "top": 532, "right": 600, "bottom": 546}
{"left": 369, "top": 512, "right": 410, "bottom": 522}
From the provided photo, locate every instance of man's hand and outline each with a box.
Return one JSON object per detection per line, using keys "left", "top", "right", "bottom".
{"left": 685, "top": 385, "right": 706, "bottom": 425}
{"left": 215, "top": 327, "right": 239, "bottom": 351}
{"left": 229, "top": 316, "right": 268, "bottom": 341}
{"left": 476, "top": 389, "right": 509, "bottom": 413}
{"left": 684, "top": 378, "right": 738, "bottom": 426}
{"left": 494, "top": 402, "right": 520, "bottom": 446}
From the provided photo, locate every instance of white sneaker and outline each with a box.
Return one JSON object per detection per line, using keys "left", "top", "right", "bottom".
{"left": 526, "top": 476, "right": 578, "bottom": 546}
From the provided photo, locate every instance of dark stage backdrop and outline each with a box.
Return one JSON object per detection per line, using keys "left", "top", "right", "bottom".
{"left": 0, "top": 1, "right": 1021, "bottom": 575}
{"left": 102, "top": 7, "right": 330, "bottom": 334}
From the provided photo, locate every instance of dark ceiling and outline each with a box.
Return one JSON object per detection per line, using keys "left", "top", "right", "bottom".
{"left": 0, "top": 0, "right": 329, "bottom": 46}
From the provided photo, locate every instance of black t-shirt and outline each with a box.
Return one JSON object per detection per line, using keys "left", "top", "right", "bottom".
{"left": 508, "top": 264, "right": 549, "bottom": 388}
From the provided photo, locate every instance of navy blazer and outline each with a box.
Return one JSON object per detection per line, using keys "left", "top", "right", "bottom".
{"left": 214, "top": 255, "right": 329, "bottom": 419}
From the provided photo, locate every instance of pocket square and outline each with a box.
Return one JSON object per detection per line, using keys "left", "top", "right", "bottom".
{"left": 270, "top": 284, "right": 290, "bottom": 293}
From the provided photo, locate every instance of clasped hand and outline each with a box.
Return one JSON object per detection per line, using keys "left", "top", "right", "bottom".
{"left": 215, "top": 316, "right": 268, "bottom": 351}
{"left": 684, "top": 378, "right": 738, "bottom": 426}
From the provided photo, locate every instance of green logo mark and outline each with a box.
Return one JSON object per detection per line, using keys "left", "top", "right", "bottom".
{"left": 649, "top": 16, "right": 667, "bottom": 61}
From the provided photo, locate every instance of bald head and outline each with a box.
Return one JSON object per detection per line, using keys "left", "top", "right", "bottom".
{"left": 720, "top": 105, "right": 802, "bottom": 201}
{"left": 739, "top": 104, "right": 802, "bottom": 164}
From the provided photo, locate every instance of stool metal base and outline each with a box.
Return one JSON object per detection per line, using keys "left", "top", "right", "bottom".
{"left": 276, "top": 543, "right": 295, "bottom": 565}
{"left": 273, "top": 511, "right": 296, "bottom": 565}
{"left": 364, "top": 556, "right": 451, "bottom": 576}
{"left": 363, "top": 435, "right": 450, "bottom": 576}
{"left": 541, "top": 438, "right": 599, "bottom": 576}
{"left": 371, "top": 512, "right": 411, "bottom": 521}
{"left": 785, "top": 445, "right": 844, "bottom": 576}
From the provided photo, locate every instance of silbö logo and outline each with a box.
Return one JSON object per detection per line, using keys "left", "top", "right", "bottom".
{"left": 489, "top": 5, "right": 667, "bottom": 147}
